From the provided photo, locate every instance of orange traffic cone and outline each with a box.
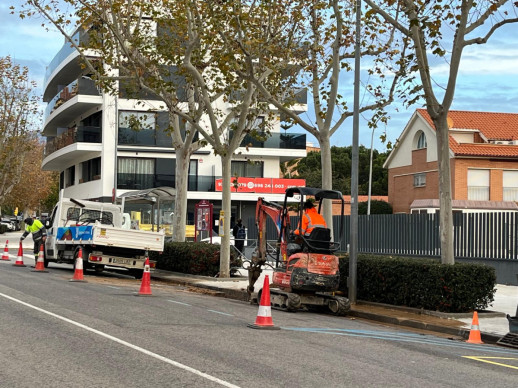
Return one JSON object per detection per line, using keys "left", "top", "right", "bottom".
{"left": 12, "top": 241, "right": 26, "bottom": 267}
{"left": 248, "top": 275, "right": 280, "bottom": 330}
{"left": 1, "top": 240, "right": 10, "bottom": 261}
{"left": 70, "top": 248, "right": 87, "bottom": 282}
{"left": 137, "top": 257, "right": 152, "bottom": 296}
{"left": 466, "top": 311, "right": 483, "bottom": 344}
{"left": 32, "top": 244, "right": 48, "bottom": 272}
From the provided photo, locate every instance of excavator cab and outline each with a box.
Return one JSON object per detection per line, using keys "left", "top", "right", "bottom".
{"left": 280, "top": 187, "right": 344, "bottom": 258}
{"left": 248, "top": 187, "right": 350, "bottom": 316}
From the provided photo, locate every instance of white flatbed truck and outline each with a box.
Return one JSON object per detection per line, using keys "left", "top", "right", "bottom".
{"left": 44, "top": 196, "right": 165, "bottom": 278}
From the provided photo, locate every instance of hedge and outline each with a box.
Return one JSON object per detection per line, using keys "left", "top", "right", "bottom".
{"left": 149, "top": 242, "right": 242, "bottom": 277}
{"left": 338, "top": 254, "right": 496, "bottom": 313}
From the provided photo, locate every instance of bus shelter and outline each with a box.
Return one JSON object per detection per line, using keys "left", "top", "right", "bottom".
{"left": 117, "top": 187, "right": 176, "bottom": 236}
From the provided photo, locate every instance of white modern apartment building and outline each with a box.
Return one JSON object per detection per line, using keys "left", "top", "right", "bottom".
{"left": 41, "top": 29, "right": 308, "bottom": 229}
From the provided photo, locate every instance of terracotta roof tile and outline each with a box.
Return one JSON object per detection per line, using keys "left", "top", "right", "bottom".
{"left": 416, "top": 109, "right": 518, "bottom": 157}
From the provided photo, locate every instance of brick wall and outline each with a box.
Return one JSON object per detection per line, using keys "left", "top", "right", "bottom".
{"left": 390, "top": 155, "right": 518, "bottom": 212}
{"left": 388, "top": 149, "right": 440, "bottom": 213}
{"left": 453, "top": 158, "right": 518, "bottom": 201}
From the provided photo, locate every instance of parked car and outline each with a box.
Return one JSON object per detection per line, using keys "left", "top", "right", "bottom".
{"left": 0, "top": 218, "right": 15, "bottom": 231}
{"left": 9, "top": 216, "right": 21, "bottom": 231}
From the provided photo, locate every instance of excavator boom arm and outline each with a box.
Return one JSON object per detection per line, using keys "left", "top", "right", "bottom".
{"left": 247, "top": 198, "right": 287, "bottom": 297}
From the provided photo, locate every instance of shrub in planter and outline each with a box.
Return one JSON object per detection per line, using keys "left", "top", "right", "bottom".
{"left": 339, "top": 254, "right": 496, "bottom": 313}
{"left": 150, "top": 242, "right": 242, "bottom": 277}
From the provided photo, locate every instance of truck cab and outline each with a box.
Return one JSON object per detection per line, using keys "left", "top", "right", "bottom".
{"left": 44, "top": 196, "right": 164, "bottom": 278}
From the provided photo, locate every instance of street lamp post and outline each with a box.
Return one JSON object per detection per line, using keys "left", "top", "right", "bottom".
{"left": 367, "top": 126, "right": 376, "bottom": 215}
{"left": 349, "top": 0, "right": 361, "bottom": 305}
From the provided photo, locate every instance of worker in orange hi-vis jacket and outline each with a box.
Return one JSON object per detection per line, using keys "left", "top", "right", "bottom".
{"left": 294, "top": 200, "right": 326, "bottom": 236}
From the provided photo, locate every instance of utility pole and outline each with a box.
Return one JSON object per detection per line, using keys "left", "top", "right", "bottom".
{"left": 349, "top": 0, "right": 361, "bottom": 305}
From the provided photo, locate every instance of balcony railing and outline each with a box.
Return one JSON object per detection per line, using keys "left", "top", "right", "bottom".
{"left": 230, "top": 131, "right": 306, "bottom": 149}
{"left": 468, "top": 186, "right": 490, "bottom": 201}
{"left": 118, "top": 127, "right": 172, "bottom": 147}
{"left": 44, "top": 29, "right": 90, "bottom": 86}
{"left": 45, "top": 77, "right": 101, "bottom": 120}
{"left": 117, "top": 174, "right": 215, "bottom": 191}
{"left": 44, "top": 126, "right": 102, "bottom": 156}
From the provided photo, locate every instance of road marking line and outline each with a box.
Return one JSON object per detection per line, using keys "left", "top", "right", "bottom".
{"left": 0, "top": 292, "right": 240, "bottom": 388}
{"left": 207, "top": 309, "right": 234, "bottom": 317}
{"left": 107, "top": 286, "right": 120, "bottom": 290}
{"left": 463, "top": 356, "right": 518, "bottom": 369}
{"left": 167, "top": 299, "right": 191, "bottom": 306}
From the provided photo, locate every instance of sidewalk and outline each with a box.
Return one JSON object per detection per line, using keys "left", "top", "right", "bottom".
{"left": 151, "top": 267, "right": 518, "bottom": 344}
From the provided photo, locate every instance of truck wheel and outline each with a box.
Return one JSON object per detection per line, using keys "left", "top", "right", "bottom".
{"left": 94, "top": 265, "right": 105, "bottom": 273}
{"left": 131, "top": 269, "right": 144, "bottom": 279}
{"left": 44, "top": 258, "right": 49, "bottom": 268}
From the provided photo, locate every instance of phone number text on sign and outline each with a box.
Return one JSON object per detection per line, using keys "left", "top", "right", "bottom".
{"left": 215, "top": 178, "right": 306, "bottom": 193}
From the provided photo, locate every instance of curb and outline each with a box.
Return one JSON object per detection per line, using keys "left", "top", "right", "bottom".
{"left": 348, "top": 309, "right": 502, "bottom": 344}
{"left": 151, "top": 272, "right": 505, "bottom": 344}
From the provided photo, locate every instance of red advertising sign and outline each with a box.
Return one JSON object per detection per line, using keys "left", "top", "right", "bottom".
{"left": 254, "top": 178, "right": 273, "bottom": 193}
{"left": 235, "top": 177, "right": 255, "bottom": 192}
{"left": 271, "top": 178, "right": 306, "bottom": 193}
{"left": 215, "top": 178, "right": 306, "bottom": 193}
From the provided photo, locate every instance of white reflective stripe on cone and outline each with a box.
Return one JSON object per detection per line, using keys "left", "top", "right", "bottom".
{"left": 257, "top": 305, "right": 272, "bottom": 317}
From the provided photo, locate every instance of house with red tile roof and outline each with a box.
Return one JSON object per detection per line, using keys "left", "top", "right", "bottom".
{"left": 384, "top": 109, "right": 518, "bottom": 214}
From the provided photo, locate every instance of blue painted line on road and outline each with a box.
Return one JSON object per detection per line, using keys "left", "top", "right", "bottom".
{"left": 167, "top": 299, "right": 191, "bottom": 306}
{"left": 207, "top": 309, "right": 234, "bottom": 317}
{"left": 282, "top": 327, "right": 518, "bottom": 355}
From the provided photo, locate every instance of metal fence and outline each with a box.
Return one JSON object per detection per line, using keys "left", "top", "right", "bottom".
{"left": 245, "top": 212, "right": 518, "bottom": 284}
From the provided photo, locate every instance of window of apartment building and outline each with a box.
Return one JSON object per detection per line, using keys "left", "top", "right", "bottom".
{"left": 503, "top": 170, "right": 518, "bottom": 201}
{"left": 231, "top": 161, "right": 263, "bottom": 178}
{"left": 155, "top": 158, "right": 175, "bottom": 187}
{"left": 117, "top": 157, "right": 196, "bottom": 190}
{"left": 65, "top": 166, "right": 75, "bottom": 187}
{"left": 118, "top": 158, "right": 154, "bottom": 189}
{"left": 413, "top": 173, "right": 426, "bottom": 187}
{"left": 467, "top": 169, "right": 490, "bottom": 200}
{"left": 118, "top": 111, "right": 171, "bottom": 147}
{"left": 416, "top": 131, "right": 427, "bottom": 149}
{"left": 81, "top": 157, "right": 101, "bottom": 183}
{"left": 188, "top": 160, "right": 198, "bottom": 191}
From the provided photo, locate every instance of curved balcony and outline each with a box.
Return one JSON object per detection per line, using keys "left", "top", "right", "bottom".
{"left": 240, "top": 131, "right": 306, "bottom": 149}
{"left": 42, "top": 126, "right": 102, "bottom": 171}
{"left": 43, "top": 29, "right": 96, "bottom": 102}
{"left": 229, "top": 131, "right": 307, "bottom": 160}
{"left": 43, "top": 77, "right": 102, "bottom": 135}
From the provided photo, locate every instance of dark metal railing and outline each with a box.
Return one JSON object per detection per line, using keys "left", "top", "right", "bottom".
{"left": 44, "top": 126, "right": 102, "bottom": 156}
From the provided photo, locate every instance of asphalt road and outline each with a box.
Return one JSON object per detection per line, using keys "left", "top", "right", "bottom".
{"left": 1, "top": 232, "right": 518, "bottom": 387}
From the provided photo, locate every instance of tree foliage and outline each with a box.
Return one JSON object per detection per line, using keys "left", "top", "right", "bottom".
{"left": 0, "top": 56, "right": 40, "bottom": 203}
{"left": 358, "top": 200, "right": 392, "bottom": 215}
{"left": 223, "top": 0, "right": 408, "bottom": 228}
{"left": 364, "top": 0, "right": 518, "bottom": 264}
{"left": 2, "top": 137, "right": 59, "bottom": 215}
{"left": 17, "top": 0, "right": 304, "bottom": 277}
{"left": 291, "top": 146, "right": 389, "bottom": 195}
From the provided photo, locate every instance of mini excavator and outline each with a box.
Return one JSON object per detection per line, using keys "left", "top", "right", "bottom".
{"left": 246, "top": 187, "right": 350, "bottom": 315}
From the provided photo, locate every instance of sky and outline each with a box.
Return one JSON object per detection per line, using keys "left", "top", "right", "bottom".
{"left": 1, "top": 2, "right": 518, "bottom": 152}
